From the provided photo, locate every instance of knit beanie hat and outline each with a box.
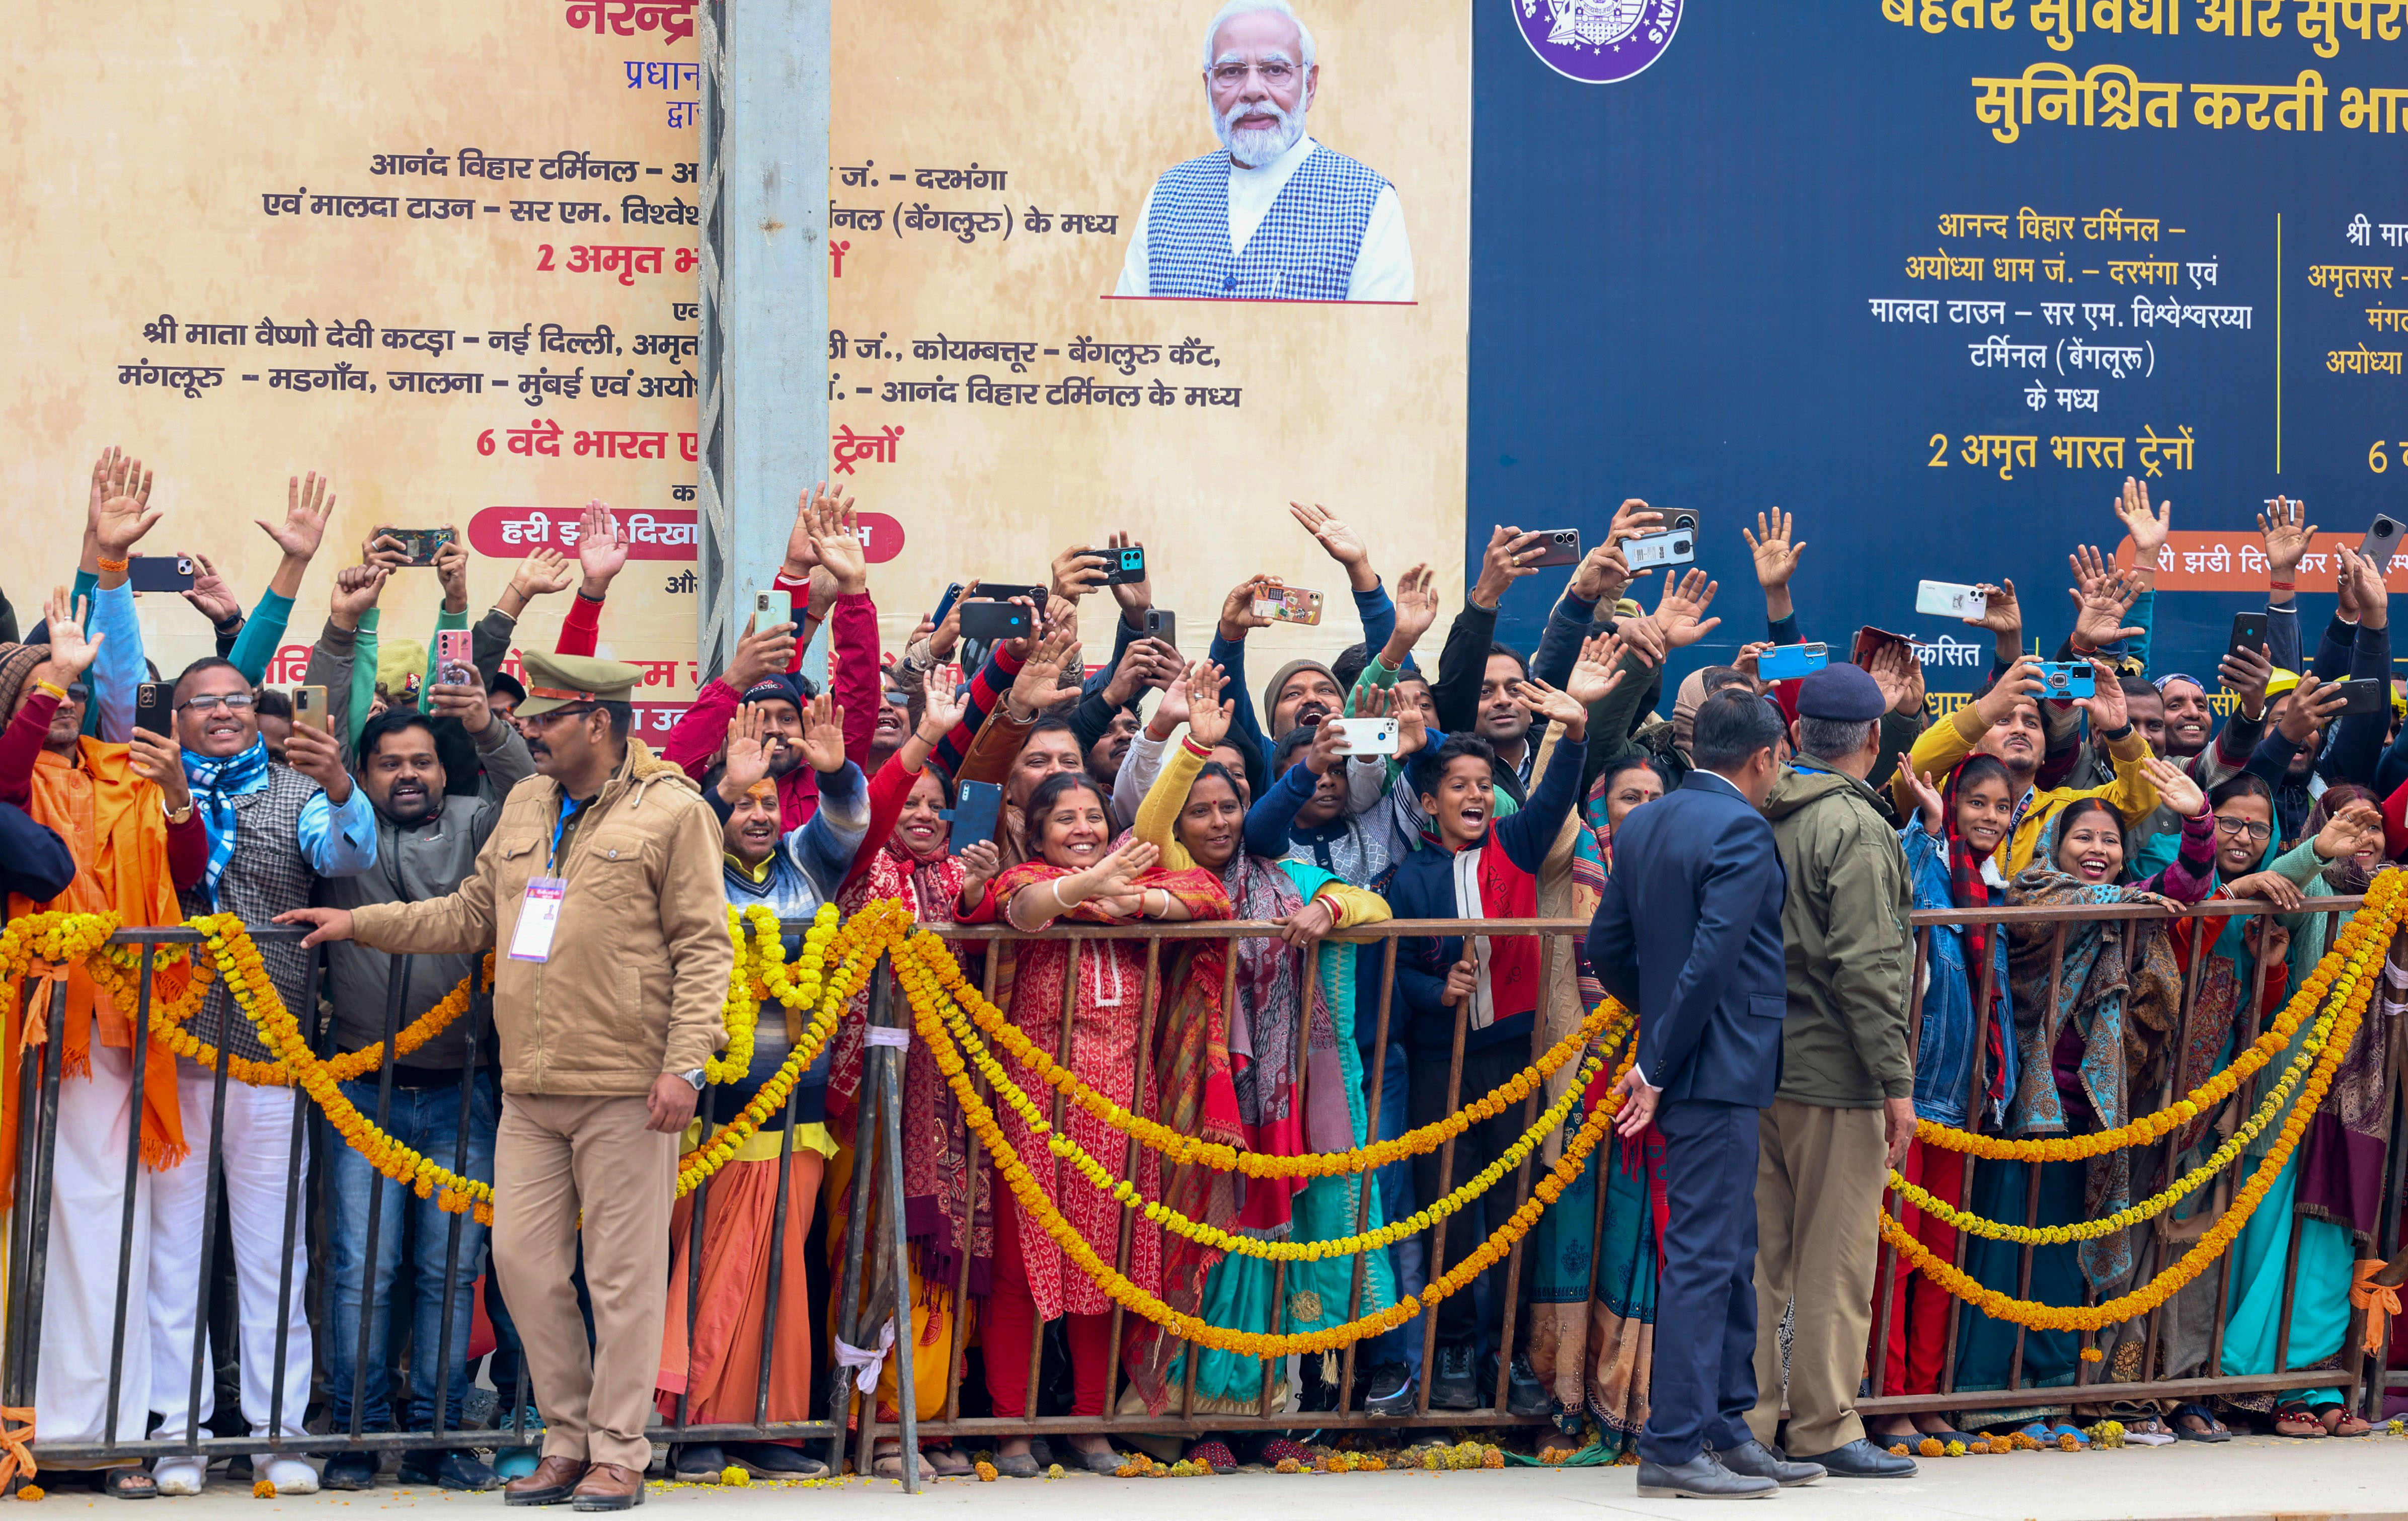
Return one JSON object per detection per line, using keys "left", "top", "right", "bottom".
{"left": 1263, "top": 658, "right": 1338, "bottom": 726}
{"left": 0, "top": 643, "right": 49, "bottom": 721}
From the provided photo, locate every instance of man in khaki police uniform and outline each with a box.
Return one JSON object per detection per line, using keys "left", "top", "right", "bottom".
{"left": 284, "top": 652, "right": 730, "bottom": 1510}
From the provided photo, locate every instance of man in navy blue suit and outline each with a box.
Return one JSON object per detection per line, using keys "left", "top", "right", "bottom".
{"left": 1588, "top": 688, "right": 1822, "bottom": 1500}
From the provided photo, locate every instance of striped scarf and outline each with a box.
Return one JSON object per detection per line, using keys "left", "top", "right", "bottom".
{"left": 181, "top": 739, "right": 272, "bottom": 902}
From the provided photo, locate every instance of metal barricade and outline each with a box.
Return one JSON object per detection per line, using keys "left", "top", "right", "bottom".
{"left": 3, "top": 901, "right": 2398, "bottom": 1488}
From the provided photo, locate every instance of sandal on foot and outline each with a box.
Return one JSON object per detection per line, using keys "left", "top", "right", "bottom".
{"left": 2170, "top": 1403, "right": 2231, "bottom": 1443}
{"left": 2122, "top": 1416, "right": 2176, "bottom": 1447}
{"left": 2313, "top": 1404, "right": 2373, "bottom": 1438}
{"left": 926, "top": 1447, "right": 974, "bottom": 1479}
{"left": 103, "top": 1469, "right": 159, "bottom": 1500}
{"left": 871, "top": 1443, "right": 936, "bottom": 1481}
{"left": 2273, "top": 1402, "right": 2327, "bottom": 1438}
{"left": 1917, "top": 1425, "right": 1978, "bottom": 1446}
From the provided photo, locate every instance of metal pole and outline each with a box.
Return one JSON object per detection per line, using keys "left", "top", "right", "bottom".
{"left": 101, "top": 945, "right": 157, "bottom": 1449}
{"left": 348, "top": 955, "right": 414, "bottom": 1440}
{"left": 265, "top": 945, "right": 324, "bottom": 1448}
{"left": 429, "top": 974, "right": 491, "bottom": 1450}
{"left": 875, "top": 965, "right": 920, "bottom": 1493}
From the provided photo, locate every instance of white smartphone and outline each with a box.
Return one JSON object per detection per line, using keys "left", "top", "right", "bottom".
{"left": 752, "top": 588, "right": 792, "bottom": 630}
{"left": 1623, "top": 527, "right": 1695, "bottom": 570}
{"left": 1329, "top": 716, "right": 1400, "bottom": 757}
{"left": 1915, "top": 580, "right": 1987, "bottom": 619}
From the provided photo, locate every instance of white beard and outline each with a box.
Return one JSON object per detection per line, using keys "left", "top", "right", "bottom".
{"left": 1213, "top": 95, "right": 1305, "bottom": 168}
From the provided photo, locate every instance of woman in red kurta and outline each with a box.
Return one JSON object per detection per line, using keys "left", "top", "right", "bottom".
{"left": 962, "top": 770, "right": 1229, "bottom": 1474}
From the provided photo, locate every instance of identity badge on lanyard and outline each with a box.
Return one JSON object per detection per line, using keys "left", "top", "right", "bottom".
{"left": 510, "top": 797, "right": 580, "bottom": 963}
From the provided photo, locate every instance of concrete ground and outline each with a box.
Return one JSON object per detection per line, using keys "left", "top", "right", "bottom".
{"left": 37, "top": 1432, "right": 2408, "bottom": 1521}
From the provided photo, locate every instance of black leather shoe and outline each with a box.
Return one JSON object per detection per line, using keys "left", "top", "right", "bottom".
{"left": 320, "top": 1452, "right": 377, "bottom": 1492}
{"left": 399, "top": 1451, "right": 500, "bottom": 1492}
{"left": 1711, "top": 1438, "right": 1824, "bottom": 1486}
{"left": 1635, "top": 1452, "right": 1776, "bottom": 1499}
{"left": 1428, "top": 1343, "right": 1479, "bottom": 1410}
{"left": 1482, "top": 1351, "right": 1551, "bottom": 1416}
{"left": 1789, "top": 1437, "right": 1918, "bottom": 1478}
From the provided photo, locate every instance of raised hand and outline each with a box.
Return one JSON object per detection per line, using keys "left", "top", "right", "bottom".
{"left": 93, "top": 454, "right": 162, "bottom": 561}
{"left": 2137, "top": 756, "right": 2205, "bottom": 817}
{"left": 283, "top": 720, "right": 353, "bottom": 805}
{"left": 1471, "top": 524, "right": 1546, "bottom": 610}
{"left": 1974, "top": 655, "right": 2047, "bottom": 729}
{"left": 1217, "top": 575, "right": 1275, "bottom": 641}
{"left": 809, "top": 488, "right": 867, "bottom": 595}
{"left": 576, "top": 500, "right": 629, "bottom": 592}
{"left": 1147, "top": 659, "right": 1195, "bottom": 740}
{"left": 88, "top": 447, "right": 138, "bottom": 535}
{"left": 2067, "top": 543, "right": 2112, "bottom": 603}
{"left": 1744, "top": 509, "right": 1806, "bottom": 589}
{"left": 1183, "top": 660, "right": 1231, "bottom": 748}
{"left": 1653, "top": 568, "right": 1723, "bottom": 649}
{"left": 725, "top": 608, "right": 798, "bottom": 692}
{"left": 2279, "top": 673, "right": 2349, "bottom": 746}
{"left": 1969, "top": 578, "right": 2021, "bottom": 635}
{"left": 2114, "top": 475, "right": 2171, "bottom": 567}
{"left": 2068, "top": 569, "right": 2144, "bottom": 650}
{"left": 510, "top": 546, "right": 575, "bottom": 603}
{"left": 956, "top": 839, "right": 1002, "bottom": 904}
{"left": 127, "top": 722, "right": 190, "bottom": 812}
{"left": 919, "top": 661, "right": 969, "bottom": 740}
{"left": 2315, "top": 798, "right": 2386, "bottom": 864}
{"left": 1569, "top": 541, "right": 1636, "bottom": 606}
{"left": 781, "top": 481, "right": 844, "bottom": 578}
{"left": 2258, "top": 496, "right": 2314, "bottom": 579}
{"left": 1605, "top": 497, "right": 1666, "bottom": 548}
{"left": 1564, "top": 632, "right": 1627, "bottom": 707}
{"left": 1104, "top": 529, "right": 1151, "bottom": 613}
{"left": 1050, "top": 542, "right": 1111, "bottom": 602}
{"left": 1387, "top": 562, "right": 1441, "bottom": 653}
{"left": 33, "top": 588, "right": 102, "bottom": 685}
{"left": 1901, "top": 767, "right": 1945, "bottom": 834}
{"left": 1075, "top": 838, "right": 1160, "bottom": 907}
{"left": 260, "top": 472, "right": 336, "bottom": 562}
{"left": 1733, "top": 641, "right": 1769, "bottom": 684}
{"left": 2218, "top": 642, "right": 2274, "bottom": 721}
{"left": 1008, "top": 623, "right": 1082, "bottom": 713}
{"left": 330, "top": 563, "right": 390, "bottom": 629}
{"left": 1302, "top": 714, "right": 1351, "bottom": 774}
{"left": 1289, "top": 501, "right": 1376, "bottom": 591}
{"left": 1866, "top": 641, "right": 1916, "bottom": 713}
{"left": 797, "top": 691, "right": 848, "bottom": 773}
{"left": 2077, "top": 658, "right": 2127, "bottom": 730}
{"left": 719, "top": 705, "right": 773, "bottom": 800}
{"left": 2349, "top": 546, "right": 2389, "bottom": 630}
{"left": 427, "top": 659, "right": 491, "bottom": 735}
{"left": 433, "top": 524, "right": 471, "bottom": 612}
{"left": 181, "top": 551, "right": 243, "bottom": 626}
{"left": 1512, "top": 676, "right": 1591, "bottom": 737}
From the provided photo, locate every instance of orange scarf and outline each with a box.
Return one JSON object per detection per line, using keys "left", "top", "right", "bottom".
{"left": 3, "top": 740, "right": 190, "bottom": 1203}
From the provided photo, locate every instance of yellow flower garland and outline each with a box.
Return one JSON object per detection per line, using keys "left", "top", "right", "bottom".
{"left": 892, "top": 929, "right": 1643, "bottom": 1358}
{"left": 1909, "top": 869, "right": 2407, "bottom": 1161}
{"left": 906, "top": 933, "right": 1617, "bottom": 1177}
{"left": 1882, "top": 895, "right": 2383, "bottom": 1330}
{"left": 894, "top": 932, "right": 1636, "bottom": 1262}
{"left": 1889, "top": 987, "right": 2343, "bottom": 1245}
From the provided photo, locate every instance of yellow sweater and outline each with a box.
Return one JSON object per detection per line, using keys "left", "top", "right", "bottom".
{"left": 1136, "top": 736, "right": 1388, "bottom": 929}
{"left": 1892, "top": 704, "right": 2161, "bottom": 877}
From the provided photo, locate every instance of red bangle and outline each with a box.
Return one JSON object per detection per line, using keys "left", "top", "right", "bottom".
{"left": 1181, "top": 735, "right": 1213, "bottom": 759}
{"left": 2269, "top": 579, "right": 2297, "bottom": 592}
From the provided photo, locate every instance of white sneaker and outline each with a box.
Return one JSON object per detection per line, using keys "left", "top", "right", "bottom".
{"left": 261, "top": 1457, "right": 320, "bottom": 1495}
{"left": 152, "top": 1457, "right": 206, "bottom": 1497}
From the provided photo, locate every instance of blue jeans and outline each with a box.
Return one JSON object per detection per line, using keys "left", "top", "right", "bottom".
{"left": 322, "top": 1071, "right": 499, "bottom": 1435}
{"left": 1364, "top": 1042, "right": 1426, "bottom": 1369}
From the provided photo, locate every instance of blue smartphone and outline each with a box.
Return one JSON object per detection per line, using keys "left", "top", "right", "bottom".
{"left": 1758, "top": 642, "right": 1828, "bottom": 680}
{"left": 930, "top": 581, "right": 966, "bottom": 629}
{"left": 2038, "top": 661, "right": 2096, "bottom": 699}
{"left": 945, "top": 780, "right": 1001, "bottom": 854}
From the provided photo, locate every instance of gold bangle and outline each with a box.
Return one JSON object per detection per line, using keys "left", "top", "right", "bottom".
{"left": 96, "top": 556, "right": 130, "bottom": 574}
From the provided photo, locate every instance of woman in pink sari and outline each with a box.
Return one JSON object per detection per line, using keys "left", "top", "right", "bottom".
{"left": 963, "top": 770, "right": 1230, "bottom": 1474}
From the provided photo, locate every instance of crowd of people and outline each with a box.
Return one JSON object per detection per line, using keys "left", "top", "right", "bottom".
{"left": 1, "top": 445, "right": 2399, "bottom": 1503}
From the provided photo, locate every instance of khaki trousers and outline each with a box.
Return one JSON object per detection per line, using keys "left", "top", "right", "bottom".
{"left": 494, "top": 1092, "right": 674, "bottom": 1471}
{"left": 1745, "top": 1098, "right": 1887, "bottom": 1457}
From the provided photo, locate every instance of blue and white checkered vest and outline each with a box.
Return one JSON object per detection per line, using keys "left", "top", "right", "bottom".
{"left": 1144, "top": 144, "right": 1386, "bottom": 300}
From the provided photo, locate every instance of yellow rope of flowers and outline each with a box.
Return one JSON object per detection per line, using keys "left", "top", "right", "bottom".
{"left": 1881, "top": 889, "right": 2387, "bottom": 1331}
{"left": 893, "top": 931, "right": 1634, "bottom": 1261}
{"left": 1909, "top": 869, "right": 2408, "bottom": 1161}
{"left": 188, "top": 913, "right": 498, "bottom": 1223}
{"left": 895, "top": 926, "right": 1644, "bottom": 1356}
{"left": 909, "top": 934, "right": 1617, "bottom": 1177}
{"left": 1887, "top": 985, "right": 2343, "bottom": 1244}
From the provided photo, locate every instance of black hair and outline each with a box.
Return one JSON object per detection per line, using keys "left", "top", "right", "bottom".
{"left": 172, "top": 655, "right": 245, "bottom": 700}
{"left": 1690, "top": 686, "right": 1785, "bottom": 771}
{"left": 1272, "top": 724, "right": 1318, "bottom": 774}
{"left": 2118, "top": 673, "right": 2160, "bottom": 702}
{"left": 1483, "top": 642, "right": 1529, "bottom": 680}
{"left": 1330, "top": 642, "right": 1372, "bottom": 693}
{"left": 2209, "top": 772, "right": 2275, "bottom": 812}
{"left": 1698, "top": 665, "right": 1755, "bottom": 697}
{"left": 1188, "top": 760, "right": 1245, "bottom": 803}
{"left": 1596, "top": 752, "right": 1669, "bottom": 793}
{"left": 1411, "top": 733, "right": 1496, "bottom": 801}
{"left": 1951, "top": 754, "right": 2014, "bottom": 798}
{"left": 357, "top": 707, "right": 437, "bottom": 765}
{"left": 1027, "top": 713, "right": 1076, "bottom": 741}
{"left": 252, "top": 688, "right": 293, "bottom": 721}
{"left": 1025, "top": 769, "right": 1111, "bottom": 837}
{"left": 488, "top": 670, "right": 527, "bottom": 705}
{"left": 2053, "top": 796, "right": 2127, "bottom": 869}
{"left": 551, "top": 699, "right": 634, "bottom": 740}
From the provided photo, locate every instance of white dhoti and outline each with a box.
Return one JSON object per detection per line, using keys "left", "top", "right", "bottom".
{"left": 146, "top": 1061, "right": 311, "bottom": 1451}
{"left": 33, "top": 1023, "right": 152, "bottom": 1455}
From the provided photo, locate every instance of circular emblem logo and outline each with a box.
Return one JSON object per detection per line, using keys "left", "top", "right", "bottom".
{"left": 1511, "top": 0, "right": 1682, "bottom": 85}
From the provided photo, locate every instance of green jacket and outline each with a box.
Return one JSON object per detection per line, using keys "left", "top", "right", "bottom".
{"left": 1763, "top": 760, "right": 1915, "bottom": 1107}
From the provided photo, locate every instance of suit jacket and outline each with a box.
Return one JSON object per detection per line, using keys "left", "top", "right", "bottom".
{"left": 1587, "top": 770, "right": 1789, "bottom": 1107}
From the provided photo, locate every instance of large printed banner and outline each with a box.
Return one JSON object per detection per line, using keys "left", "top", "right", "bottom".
{"left": 1472, "top": 2, "right": 2408, "bottom": 692}
{"left": 9, "top": 0, "right": 1470, "bottom": 706}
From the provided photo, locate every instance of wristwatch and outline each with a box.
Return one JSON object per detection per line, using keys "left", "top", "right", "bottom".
{"left": 680, "top": 1068, "right": 706, "bottom": 1092}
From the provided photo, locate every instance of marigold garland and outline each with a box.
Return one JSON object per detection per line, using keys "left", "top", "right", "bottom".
{"left": 893, "top": 932, "right": 1635, "bottom": 1261}
{"left": 907, "top": 933, "right": 1618, "bottom": 1177}
{"left": 1881, "top": 889, "right": 2385, "bottom": 1331}
{"left": 1910, "top": 869, "right": 2408, "bottom": 1161}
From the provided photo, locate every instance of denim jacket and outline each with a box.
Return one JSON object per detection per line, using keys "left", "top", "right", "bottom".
{"left": 1901, "top": 819, "right": 2018, "bottom": 1128}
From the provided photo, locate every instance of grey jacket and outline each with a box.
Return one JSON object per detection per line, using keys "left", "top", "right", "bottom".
{"left": 320, "top": 719, "right": 536, "bottom": 1069}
